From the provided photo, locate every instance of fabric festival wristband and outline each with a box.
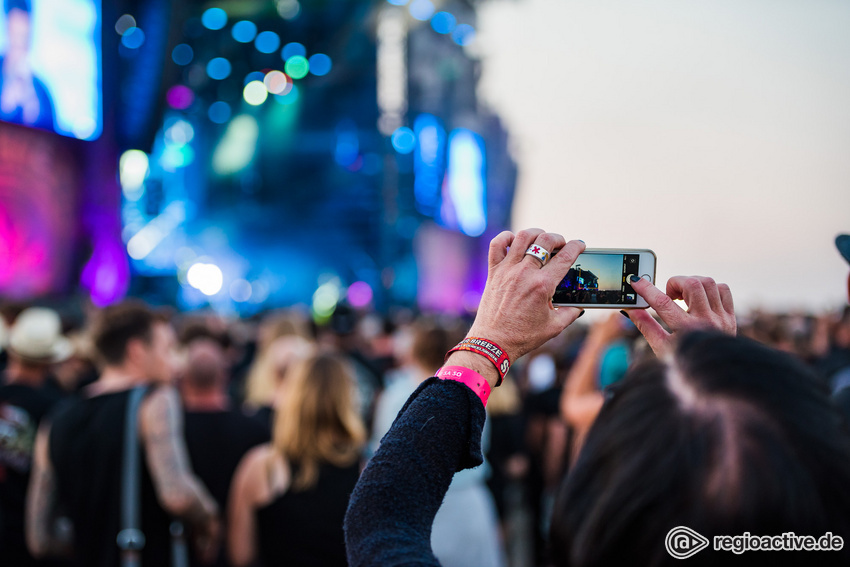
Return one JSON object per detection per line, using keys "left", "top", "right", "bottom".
{"left": 436, "top": 366, "right": 491, "bottom": 407}
{"left": 445, "top": 337, "right": 510, "bottom": 387}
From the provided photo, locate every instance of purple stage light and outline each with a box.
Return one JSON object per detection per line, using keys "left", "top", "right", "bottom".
{"left": 347, "top": 281, "right": 373, "bottom": 308}
{"left": 167, "top": 85, "right": 195, "bottom": 109}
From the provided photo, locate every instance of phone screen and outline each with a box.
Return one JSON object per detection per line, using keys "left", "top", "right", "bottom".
{"left": 552, "top": 252, "right": 640, "bottom": 306}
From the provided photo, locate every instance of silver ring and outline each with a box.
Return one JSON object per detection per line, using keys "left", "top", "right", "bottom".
{"left": 524, "top": 245, "right": 550, "bottom": 266}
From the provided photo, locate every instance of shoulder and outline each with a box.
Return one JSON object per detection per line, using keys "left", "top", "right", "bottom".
{"left": 139, "top": 385, "right": 182, "bottom": 434}
{"left": 140, "top": 384, "right": 180, "bottom": 413}
{"left": 233, "top": 444, "right": 281, "bottom": 507}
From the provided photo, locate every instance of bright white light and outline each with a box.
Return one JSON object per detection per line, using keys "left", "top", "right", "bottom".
{"left": 377, "top": 8, "right": 407, "bottom": 135}
{"left": 212, "top": 115, "right": 259, "bottom": 175}
{"left": 264, "top": 70, "right": 291, "bottom": 95}
{"left": 312, "top": 280, "right": 341, "bottom": 317}
{"left": 230, "top": 279, "right": 253, "bottom": 302}
{"left": 243, "top": 81, "right": 268, "bottom": 106}
{"left": 72, "top": 117, "right": 97, "bottom": 140}
{"left": 126, "top": 203, "right": 186, "bottom": 260}
{"left": 165, "top": 120, "right": 194, "bottom": 145}
{"left": 276, "top": 0, "right": 301, "bottom": 20}
{"left": 119, "top": 150, "right": 149, "bottom": 193}
{"left": 115, "top": 14, "right": 136, "bottom": 35}
{"left": 187, "top": 263, "right": 224, "bottom": 296}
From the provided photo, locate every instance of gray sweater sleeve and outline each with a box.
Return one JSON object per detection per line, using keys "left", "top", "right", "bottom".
{"left": 344, "top": 376, "right": 487, "bottom": 567}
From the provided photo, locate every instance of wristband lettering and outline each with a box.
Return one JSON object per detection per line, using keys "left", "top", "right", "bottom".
{"left": 436, "top": 366, "right": 491, "bottom": 407}
{"left": 445, "top": 337, "right": 510, "bottom": 387}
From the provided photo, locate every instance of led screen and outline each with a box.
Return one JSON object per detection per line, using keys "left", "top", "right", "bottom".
{"left": 0, "top": 0, "right": 101, "bottom": 140}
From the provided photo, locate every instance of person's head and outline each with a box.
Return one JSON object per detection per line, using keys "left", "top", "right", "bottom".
{"left": 92, "top": 301, "right": 177, "bottom": 384}
{"left": 551, "top": 331, "right": 850, "bottom": 566}
{"left": 4, "top": 0, "right": 31, "bottom": 62}
{"left": 182, "top": 338, "right": 227, "bottom": 393}
{"left": 410, "top": 322, "right": 453, "bottom": 375}
{"left": 245, "top": 333, "right": 315, "bottom": 407}
{"left": 5, "top": 307, "right": 71, "bottom": 379}
{"left": 273, "top": 352, "right": 365, "bottom": 490}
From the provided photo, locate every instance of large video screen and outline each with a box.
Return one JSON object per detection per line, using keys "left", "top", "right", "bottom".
{"left": 0, "top": 0, "right": 100, "bottom": 140}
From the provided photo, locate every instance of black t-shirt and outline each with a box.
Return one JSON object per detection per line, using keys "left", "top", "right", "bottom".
{"left": 49, "top": 388, "right": 173, "bottom": 567}
{"left": 0, "top": 382, "right": 64, "bottom": 566}
{"left": 182, "top": 408, "right": 269, "bottom": 567}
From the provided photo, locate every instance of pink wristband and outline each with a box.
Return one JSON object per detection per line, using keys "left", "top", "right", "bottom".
{"left": 436, "top": 366, "right": 491, "bottom": 407}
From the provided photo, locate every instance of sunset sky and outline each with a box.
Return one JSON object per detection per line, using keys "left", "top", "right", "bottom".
{"left": 476, "top": 0, "right": 850, "bottom": 312}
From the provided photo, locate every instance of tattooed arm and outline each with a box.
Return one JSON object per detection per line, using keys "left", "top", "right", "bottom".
{"left": 26, "top": 422, "right": 72, "bottom": 557}
{"left": 140, "top": 385, "right": 221, "bottom": 562}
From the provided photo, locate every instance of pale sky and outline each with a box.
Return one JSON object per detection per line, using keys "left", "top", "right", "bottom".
{"left": 476, "top": 0, "right": 850, "bottom": 312}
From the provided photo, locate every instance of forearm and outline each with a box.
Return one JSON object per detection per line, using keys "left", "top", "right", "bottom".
{"left": 560, "top": 335, "right": 607, "bottom": 426}
{"left": 141, "top": 388, "right": 218, "bottom": 526}
{"left": 167, "top": 474, "right": 219, "bottom": 527}
{"left": 344, "top": 377, "right": 486, "bottom": 567}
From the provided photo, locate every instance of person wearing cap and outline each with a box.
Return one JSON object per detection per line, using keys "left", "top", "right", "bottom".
{"left": 0, "top": 307, "right": 70, "bottom": 566}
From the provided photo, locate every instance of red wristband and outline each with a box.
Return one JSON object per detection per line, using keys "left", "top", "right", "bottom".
{"left": 446, "top": 337, "right": 510, "bottom": 387}
{"left": 436, "top": 366, "right": 491, "bottom": 407}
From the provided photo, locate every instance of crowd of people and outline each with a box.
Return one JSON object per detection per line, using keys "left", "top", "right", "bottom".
{"left": 0, "top": 230, "right": 849, "bottom": 566}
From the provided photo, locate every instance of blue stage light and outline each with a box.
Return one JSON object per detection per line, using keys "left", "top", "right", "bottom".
{"left": 391, "top": 127, "right": 416, "bottom": 154}
{"left": 308, "top": 54, "right": 332, "bottom": 76}
{"left": 409, "top": 0, "right": 434, "bottom": 21}
{"left": 232, "top": 20, "right": 257, "bottom": 43}
{"left": 413, "top": 114, "right": 446, "bottom": 216}
{"left": 206, "top": 58, "right": 231, "bottom": 80}
{"left": 452, "top": 24, "right": 476, "bottom": 46}
{"left": 208, "top": 102, "right": 231, "bottom": 124}
{"left": 121, "top": 27, "right": 145, "bottom": 49}
{"left": 255, "top": 31, "right": 280, "bottom": 54}
{"left": 172, "top": 44, "right": 193, "bottom": 65}
{"left": 244, "top": 71, "right": 265, "bottom": 86}
{"left": 202, "top": 8, "right": 228, "bottom": 30}
{"left": 431, "top": 12, "right": 456, "bottom": 34}
{"left": 281, "top": 42, "right": 306, "bottom": 61}
{"left": 444, "top": 129, "right": 486, "bottom": 237}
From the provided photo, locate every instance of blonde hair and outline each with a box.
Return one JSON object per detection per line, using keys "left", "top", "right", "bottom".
{"left": 273, "top": 353, "right": 366, "bottom": 490}
{"left": 245, "top": 328, "right": 315, "bottom": 407}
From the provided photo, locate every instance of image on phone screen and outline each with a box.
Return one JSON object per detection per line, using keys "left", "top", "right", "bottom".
{"left": 552, "top": 253, "right": 640, "bottom": 306}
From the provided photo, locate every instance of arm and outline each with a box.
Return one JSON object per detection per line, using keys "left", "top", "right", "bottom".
{"left": 228, "top": 445, "right": 284, "bottom": 567}
{"left": 560, "top": 313, "right": 622, "bottom": 434}
{"left": 139, "top": 386, "right": 220, "bottom": 562}
{"left": 345, "top": 229, "right": 586, "bottom": 566}
{"left": 344, "top": 377, "right": 487, "bottom": 567}
{"left": 26, "top": 422, "right": 71, "bottom": 558}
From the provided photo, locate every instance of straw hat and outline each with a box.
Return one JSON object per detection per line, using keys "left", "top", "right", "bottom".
{"left": 7, "top": 307, "right": 73, "bottom": 364}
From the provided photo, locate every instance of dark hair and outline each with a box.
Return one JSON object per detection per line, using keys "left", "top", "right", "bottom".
{"left": 411, "top": 323, "right": 452, "bottom": 374}
{"left": 178, "top": 319, "right": 230, "bottom": 349}
{"left": 92, "top": 301, "right": 158, "bottom": 366}
{"left": 4, "top": 0, "right": 30, "bottom": 14}
{"left": 551, "top": 331, "right": 850, "bottom": 566}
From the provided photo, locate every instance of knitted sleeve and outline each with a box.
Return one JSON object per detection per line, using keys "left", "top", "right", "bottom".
{"left": 344, "top": 376, "right": 487, "bottom": 567}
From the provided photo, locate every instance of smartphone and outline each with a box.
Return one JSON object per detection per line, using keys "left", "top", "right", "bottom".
{"left": 552, "top": 248, "right": 656, "bottom": 309}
